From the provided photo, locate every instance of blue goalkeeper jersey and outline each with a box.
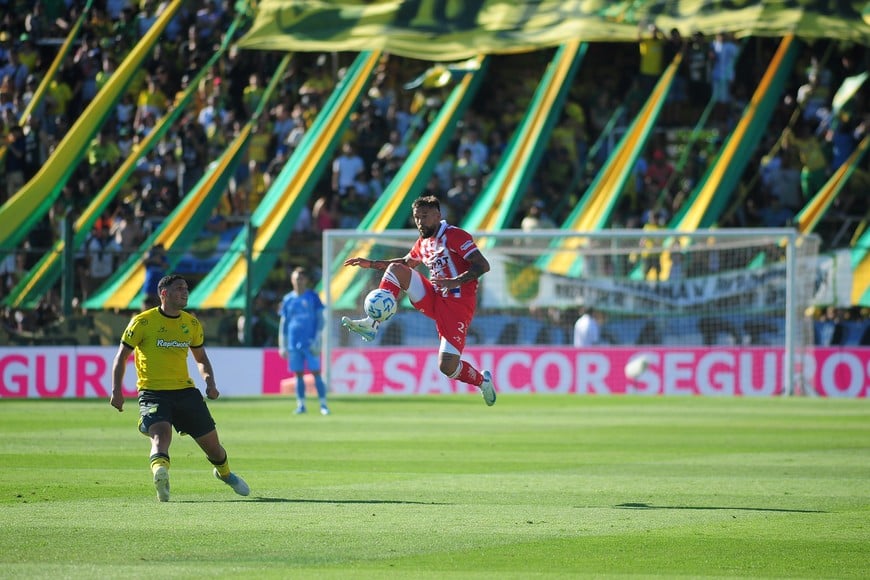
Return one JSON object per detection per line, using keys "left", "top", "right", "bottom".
{"left": 279, "top": 289, "right": 324, "bottom": 350}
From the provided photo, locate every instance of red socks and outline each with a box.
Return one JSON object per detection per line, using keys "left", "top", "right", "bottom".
{"left": 455, "top": 361, "right": 483, "bottom": 387}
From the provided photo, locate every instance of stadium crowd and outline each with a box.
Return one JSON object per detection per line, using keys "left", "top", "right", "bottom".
{"left": 0, "top": 1, "right": 868, "bottom": 341}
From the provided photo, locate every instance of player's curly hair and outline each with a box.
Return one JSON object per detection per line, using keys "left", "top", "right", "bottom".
{"left": 412, "top": 195, "right": 441, "bottom": 212}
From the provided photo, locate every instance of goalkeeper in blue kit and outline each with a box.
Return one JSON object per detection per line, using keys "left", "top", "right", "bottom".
{"left": 278, "top": 267, "right": 330, "bottom": 415}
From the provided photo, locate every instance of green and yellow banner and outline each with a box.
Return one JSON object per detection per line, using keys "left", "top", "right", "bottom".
{"left": 241, "top": 0, "right": 868, "bottom": 60}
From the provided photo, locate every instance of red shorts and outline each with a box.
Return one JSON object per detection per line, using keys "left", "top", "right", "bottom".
{"left": 411, "top": 279, "right": 476, "bottom": 352}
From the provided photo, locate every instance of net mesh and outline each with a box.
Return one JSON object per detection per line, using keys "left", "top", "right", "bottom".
{"left": 323, "top": 229, "right": 821, "bottom": 396}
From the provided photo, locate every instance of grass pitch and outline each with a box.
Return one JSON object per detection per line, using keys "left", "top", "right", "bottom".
{"left": 1, "top": 395, "right": 868, "bottom": 579}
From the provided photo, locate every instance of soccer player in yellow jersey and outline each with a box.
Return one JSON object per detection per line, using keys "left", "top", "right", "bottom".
{"left": 110, "top": 275, "right": 249, "bottom": 502}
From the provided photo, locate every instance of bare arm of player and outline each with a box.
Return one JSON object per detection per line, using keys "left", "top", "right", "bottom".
{"left": 191, "top": 346, "right": 219, "bottom": 400}
{"left": 343, "top": 255, "right": 421, "bottom": 270}
{"left": 431, "top": 249, "right": 491, "bottom": 289}
{"left": 277, "top": 314, "right": 287, "bottom": 359}
{"left": 110, "top": 343, "right": 134, "bottom": 412}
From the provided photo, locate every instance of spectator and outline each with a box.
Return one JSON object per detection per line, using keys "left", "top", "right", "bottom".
{"left": 434, "top": 151, "right": 455, "bottom": 191}
{"left": 376, "top": 129, "right": 409, "bottom": 164}
{"left": 283, "top": 103, "right": 307, "bottom": 153}
{"left": 826, "top": 108, "right": 865, "bottom": 173}
{"left": 114, "top": 90, "right": 136, "bottom": 127}
{"left": 242, "top": 73, "right": 265, "bottom": 119}
{"left": 457, "top": 128, "right": 489, "bottom": 170}
{"left": 1, "top": 49, "right": 28, "bottom": 94}
{"left": 179, "top": 117, "right": 208, "bottom": 192}
{"left": 574, "top": 307, "right": 605, "bottom": 347}
{"left": 453, "top": 147, "right": 482, "bottom": 180}
{"left": 0, "top": 250, "right": 18, "bottom": 300}
{"left": 106, "top": 0, "right": 133, "bottom": 20}
{"left": 367, "top": 163, "right": 386, "bottom": 200}
{"left": 238, "top": 293, "right": 275, "bottom": 347}
{"left": 520, "top": 200, "right": 556, "bottom": 246}
{"left": 685, "top": 31, "right": 710, "bottom": 108}
{"left": 45, "top": 64, "right": 74, "bottom": 119}
{"left": 311, "top": 193, "right": 339, "bottom": 234}
{"left": 757, "top": 193, "right": 794, "bottom": 227}
{"left": 299, "top": 55, "right": 334, "bottom": 107}
{"left": 142, "top": 244, "right": 168, "bottom": 309}
{"left": 331, "top": 142, "right": 365, "bottom": 195}
{"left": 814, "top": 306, "right": 845, "bottom": 346}
{"left": 271, "top": 102, "right": 296, "bottom": 155}
{"left": 668, "top": 239, "right": 685, "bottom": 281}
{"left": 445, "top": 176, "right": 473, "bottom": 217}
{"left": 643, "top": 148, "right": 674, "bottom": 192}
{"left": 796, "top": 69, "right": 830, "bottom": 123}
{"left": 781, "top": 119, "right": 829, "bottom": 201}
{"left": 196, "top": 94, "right": 224, "bottom": 139}
{"left": 709, "top": 31, "right": 739, "bottom": 126}
{"left": 84, "top": 224, "right": 121, "bottom": 299}
{"left": 588, "top": 90, "right": 617, "bottom": 163}
{"left": 87, "top": 129, "right": 122, "bottom": 170}
{"left": 110, "top": 204, "right": 144, "bottom": 253}
{"left": 639, "top": 210, "right": 667, "bottom": 280}
{"left": 338, "top": 185, "right": 367, "bottom": 229}
{"left": 4, "top": 124, "right": 25, "bottom": 200}
{"left": 637, "top": 23, "right": 666, "bottom": 96}
{"left": 767, "top": 154, "right": 803, "bottom": 212}
{"left": 75, "top": 47, "right": 101, "bottom": 110}
{"left": 17, "top": 34, "right": 39, "bottom": 74}
{"left": 135, "top": 0, "right": 158, "bottom": 38}
{"left": 135, "top": 73, "right": 168, "bottom": 125}
{"left": 95, "top": 53, "right": 119, "bottom": 94}
{"left": 21, "top": 114, "right": 47, "bottom": 181}
{"left": 246, "top": 120, "right": 272, "bottom": 172}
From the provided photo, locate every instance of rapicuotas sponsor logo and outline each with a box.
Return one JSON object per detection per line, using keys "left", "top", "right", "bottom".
{"left": 156, "top": 339, "right": 190, "bottom": 348}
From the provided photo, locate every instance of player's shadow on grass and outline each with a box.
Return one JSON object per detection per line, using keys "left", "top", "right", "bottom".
{"left": 251, "top": 497, "right": 450, "bottom": 505}
{"left": 177, "top": 497, "right": 450, "bottom": 504}
{"left": 614, "top": 502, "right": 826, "bottom": 514}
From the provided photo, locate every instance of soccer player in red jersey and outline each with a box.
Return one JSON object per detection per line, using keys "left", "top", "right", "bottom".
{"left": 342, "top": 195, "right": 496, "bottom": 406}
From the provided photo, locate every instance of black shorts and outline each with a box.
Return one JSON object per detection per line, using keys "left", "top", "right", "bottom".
{"left": 138, "top": 388, "right": 217, "bottom": 439}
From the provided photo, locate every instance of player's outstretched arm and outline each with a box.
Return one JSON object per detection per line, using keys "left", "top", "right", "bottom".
{"left": 343, "top": 257, "right": 390, "bottom": 270}
{"left": 343, "top": 256, "right": 374, "bottom": 268}
{"left": 344, "top": 256, "right": 418, "bottom": 270}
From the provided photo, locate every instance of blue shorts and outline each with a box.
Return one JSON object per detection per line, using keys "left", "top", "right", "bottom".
{"left": 288, "top": 348, "right": 321, "bottom": 373}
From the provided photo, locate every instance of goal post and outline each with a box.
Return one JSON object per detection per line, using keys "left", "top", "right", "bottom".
{"left": 322, "top": 228, "right": 821, "bottom": 397}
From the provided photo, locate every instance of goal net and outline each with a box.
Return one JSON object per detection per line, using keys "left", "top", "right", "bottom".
{"left": 322, "top": 229, "right": 821, "bottom": 397}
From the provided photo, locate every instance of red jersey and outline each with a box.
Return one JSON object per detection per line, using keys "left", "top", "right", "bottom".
{"left": 409, "top": 221, "right": 480, "bottom": 305}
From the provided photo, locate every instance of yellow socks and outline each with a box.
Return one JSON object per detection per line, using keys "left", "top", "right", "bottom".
{"left": 211, "top": 455, "right": 231, "bottom": 478}
{"left": 150, "top": 453, "right": 170, "bottom": 474}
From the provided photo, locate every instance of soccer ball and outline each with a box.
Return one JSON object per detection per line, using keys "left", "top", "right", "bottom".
{"left": 364, "top": 289, "right": 397, "bottom": 322}
{"left": 624, "top": 355, "right": 649, "bottom": 380}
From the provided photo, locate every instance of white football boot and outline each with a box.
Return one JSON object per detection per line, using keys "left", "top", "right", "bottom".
{"left": 341, "top": 316, "right": 380, "bottom": 342}
{"left": 480, "top": 370, "right": 497, "bottom": 406}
